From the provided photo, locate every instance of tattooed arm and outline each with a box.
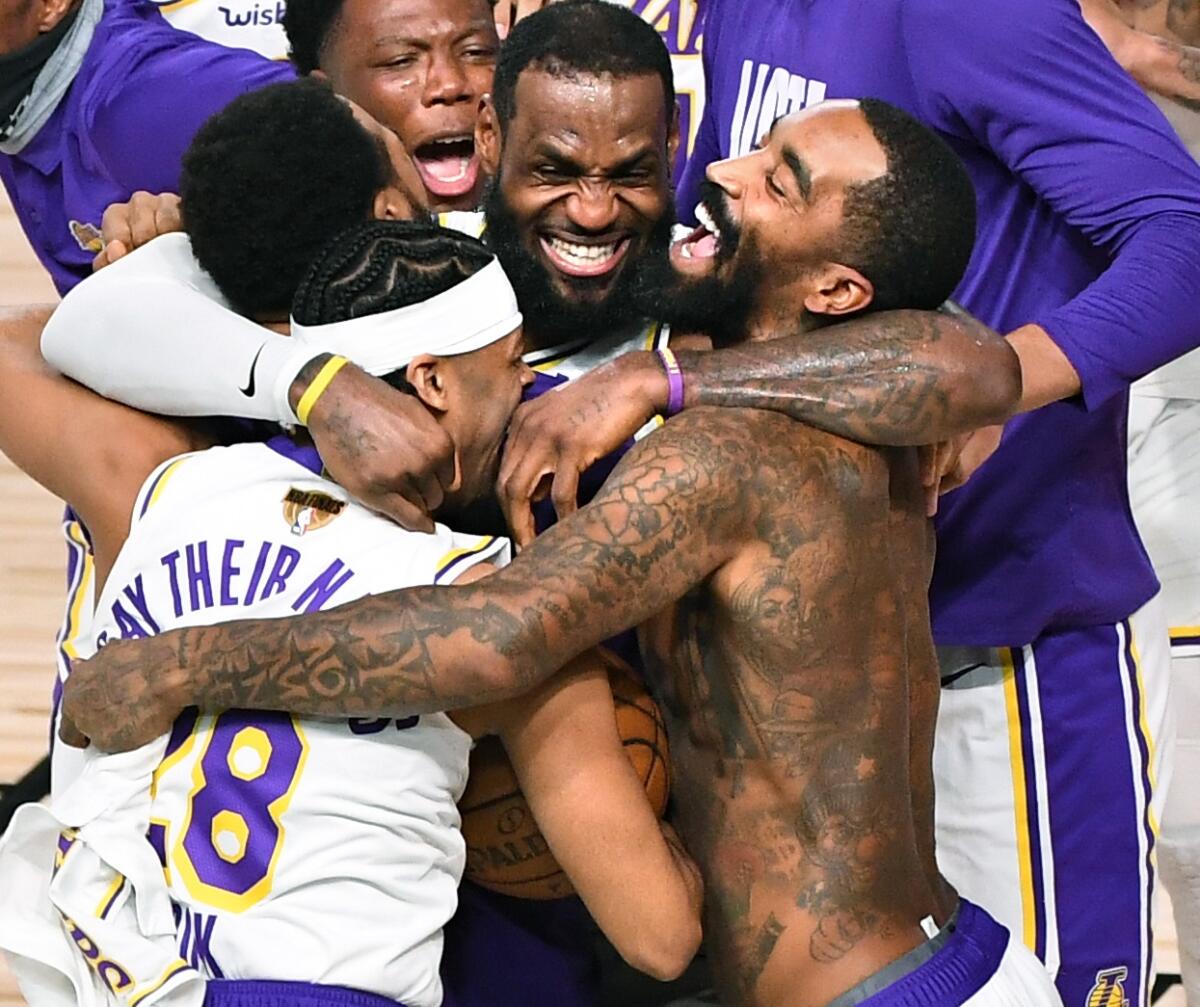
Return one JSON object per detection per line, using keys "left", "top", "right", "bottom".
{"left": 1083, "top": 0, "right": 1200, "bottom": 110}
{"left": 497, "top": 308, "right": 1019, "bottom": 542}
{"left": 63, "top": 408, "right": 759, "bottom": 751}
{"left": 671, "top": 308, "right": 1021, "bottom": 442}
{"left": 1111, "top": 0, "right": 1200, "bottom": 46}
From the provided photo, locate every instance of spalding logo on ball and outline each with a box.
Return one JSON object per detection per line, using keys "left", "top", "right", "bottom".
{"left": 459, "top": 649, "right": 671, "bottom": 900}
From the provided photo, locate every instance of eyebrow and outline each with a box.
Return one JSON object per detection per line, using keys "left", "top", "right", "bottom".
{"left": 528, "top": 143, "right": 657, "bottom": 175}
{"left": 529, "top": 143, "right": 582, "bottom": 168}
{"left": 373, "top": 23, "right": 493, "bottom": 48}
{"left": 781, "top": 145, "right": 812, "bottom": 202}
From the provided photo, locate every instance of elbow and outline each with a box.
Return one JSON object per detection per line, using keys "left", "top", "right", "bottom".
{"left": 972, "top": 337, "right": 1023, "bottom": 424}
{"left": 944, "top": 325, "right": 1022, "bottom": 431}
{"left": 617, "top": 914, "right": 702, "bottom": 982}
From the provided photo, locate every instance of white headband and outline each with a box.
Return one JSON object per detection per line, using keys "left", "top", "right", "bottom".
{"left": 289, "top": 258, "right": 523, "bottom": 376}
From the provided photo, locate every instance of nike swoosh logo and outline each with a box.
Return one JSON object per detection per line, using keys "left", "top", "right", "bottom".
{"left": 940, "top": 662, "right": 985, "bottom": 687}
{"left": 240, "top": 345, "right": 265, "bottom": 397}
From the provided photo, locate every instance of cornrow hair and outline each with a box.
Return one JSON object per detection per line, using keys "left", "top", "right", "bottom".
{"left": 293, "top": 218, "right": 496, "bottom": 324}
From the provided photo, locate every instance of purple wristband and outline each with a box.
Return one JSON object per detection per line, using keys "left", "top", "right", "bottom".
{"left": 657, "top": 348, "right": 685, "bottom": 417}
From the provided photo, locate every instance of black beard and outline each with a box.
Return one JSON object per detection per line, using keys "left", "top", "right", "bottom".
{"left": 483, "top": 179, "right": 675, "bottom": 347}
{"left": 630, "top": 183, "right": 763, "bottom": 347}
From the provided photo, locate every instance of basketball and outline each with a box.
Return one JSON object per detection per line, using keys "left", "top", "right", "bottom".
{"left": 459, "top": 651, "right": 671, "bottom": 900}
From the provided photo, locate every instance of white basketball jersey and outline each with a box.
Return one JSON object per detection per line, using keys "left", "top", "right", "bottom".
{"left": 87, "top": 441, "right": 509, "bottom": 1006}
{"left": 151, "top": 0, "right": 289, "bottom": 60}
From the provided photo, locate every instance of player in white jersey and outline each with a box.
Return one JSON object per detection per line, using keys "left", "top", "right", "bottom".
{"left": 0, "top": 221, "right": 702, "bottom": 1007}
{"left": 152, "top": 0, "right": 288, "bottom": 60}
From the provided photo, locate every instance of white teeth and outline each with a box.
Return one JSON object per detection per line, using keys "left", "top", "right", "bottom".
{"left": 694, "top": 203, "right": 720, "bottom": 240}
{"left": 547, "top": 237, "right": 618, "bottom": 267}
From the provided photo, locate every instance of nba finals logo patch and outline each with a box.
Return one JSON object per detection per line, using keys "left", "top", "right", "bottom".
{"left": 69, "top": 220, "right": 103, "bottom": 254}
{"left": 283, "top": 488, "right": 345, "bottom": 537}
{"left": 1087, "top": 967, "right": 1130, "bottom": 1007}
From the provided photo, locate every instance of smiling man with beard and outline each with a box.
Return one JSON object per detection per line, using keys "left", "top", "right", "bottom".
{"left": 474, "top": 4, "right": 679, "bottom": 352}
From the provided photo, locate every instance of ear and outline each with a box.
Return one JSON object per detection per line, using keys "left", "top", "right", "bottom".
{"left": 373, "top": 186, "right": 406, "bottom": 221}
{"left": 802, "top": 265, "right": 874, "bottom": 317}
{"left": 667, "top": 100, "right": 681, "bottom": 168}
{"left": 476, "top": 96, "right": 502, "bottom": 177}
{"left": 309, "top": 68, "right": 329, "bottom": 82}
{"left": 405, "top": 354, "right": 452, "bottom": 413}
{"left": 38, "top": 0, "right": 77, "bottom": 32}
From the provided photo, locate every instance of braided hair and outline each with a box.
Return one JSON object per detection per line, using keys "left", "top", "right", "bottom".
{"left": 291, "top": 220, "right": 498, "bottom": 392}
{"left": 293, "top": 219, "right": 495, "bottom": 323}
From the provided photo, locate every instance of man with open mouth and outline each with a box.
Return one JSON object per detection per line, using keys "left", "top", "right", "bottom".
{"left": 285, "top": 0, "right": 496, "bottom": 213}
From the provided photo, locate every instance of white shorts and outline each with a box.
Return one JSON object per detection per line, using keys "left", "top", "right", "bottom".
{"left": 933, "top": 593, "right": 1173, "bottom": 1007}
{"left": 1129, "top": 385, "right": 1200, "bottom": 1000}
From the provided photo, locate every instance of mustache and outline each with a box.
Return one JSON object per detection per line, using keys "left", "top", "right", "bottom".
{"left": 696, "top": 180, "right": 740, "bottom": 252}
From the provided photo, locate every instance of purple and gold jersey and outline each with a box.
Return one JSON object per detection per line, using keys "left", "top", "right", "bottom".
{"left": 0, "top": 0, "right": 292, "bottom": 295}
{"left": 84, "top": 440, "right": 508, "bottom": 1005}
{"left": 679, "top": 0, "right": 1200, "bottom": 646}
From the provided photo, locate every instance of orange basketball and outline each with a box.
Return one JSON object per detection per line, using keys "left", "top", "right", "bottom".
{"left": 459, "top": 652, "right": 671, "bottom": 900}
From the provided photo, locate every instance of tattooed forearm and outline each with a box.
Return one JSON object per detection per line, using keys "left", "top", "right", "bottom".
{"left": 1169, "top": 0, "right": 1200, "bottom": 45}
{"left": 1142, "top": 36, "right": 1200, "bottom": 106}
{"left": 675, "top": 309, "right": 1021, "bottom": 446}
{"left": 1179, "top": 37, "right": 1200, "bottom": 81}
{"left": 147, "top": 410, "right": 755, "bottom": 724}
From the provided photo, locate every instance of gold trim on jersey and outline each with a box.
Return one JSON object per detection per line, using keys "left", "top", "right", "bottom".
{"left": 434, "top": 535, "right": 507, "bottom": 585}
{"left": 525, "top": 320, "right": 670, "bottom": 375}
{"left": 139, "top": 458, "right": 190, "bottom": 517}
{"left": 94, "top": 873, "right": 127, "bottom": 920}
{"left": 58, "top": 521, "right": 93, "bottom": 662}
{"left": 1128, "top": 624, "right": 1160, "bottom": 840}
{"left": 525, "top": 338, "right": 592, "bottom": 374}
{"left": 1002, "top": 649, "right": 1037, "bottom": 953}
{"left": 128, "top": 959, "right": 192, "bottom": 1007}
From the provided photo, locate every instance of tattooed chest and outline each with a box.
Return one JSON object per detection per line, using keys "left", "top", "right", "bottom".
{"left": 642, "top": 575, "right": 874, "bottom": 771}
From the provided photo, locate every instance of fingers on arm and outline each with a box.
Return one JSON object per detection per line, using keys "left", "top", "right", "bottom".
{"left": 498, "top": 433, "right": 555, "bottom": 547}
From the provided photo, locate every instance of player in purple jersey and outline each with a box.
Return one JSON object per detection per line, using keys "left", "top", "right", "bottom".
{"left": 0, "top": 0, "right": 291, "bottom": 294}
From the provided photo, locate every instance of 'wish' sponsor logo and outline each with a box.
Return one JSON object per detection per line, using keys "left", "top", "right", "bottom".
{"left": 218, "top": 2, "right": 285, "bottom": 27}
{"left": 729, "top": 61, "right": 829, "bottom": 158}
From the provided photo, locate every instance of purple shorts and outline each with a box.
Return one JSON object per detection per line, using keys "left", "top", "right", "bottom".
{"left": 832, "top": 900, "right": 1009, "bottom": 1007}
{"left": 202, "top": 980, "right": 404, "bottom": 1007}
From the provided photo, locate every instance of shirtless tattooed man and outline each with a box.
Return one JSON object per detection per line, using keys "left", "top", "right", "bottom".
{"left": 65, "top": 101, "right": 1061, "bottom": 1006}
